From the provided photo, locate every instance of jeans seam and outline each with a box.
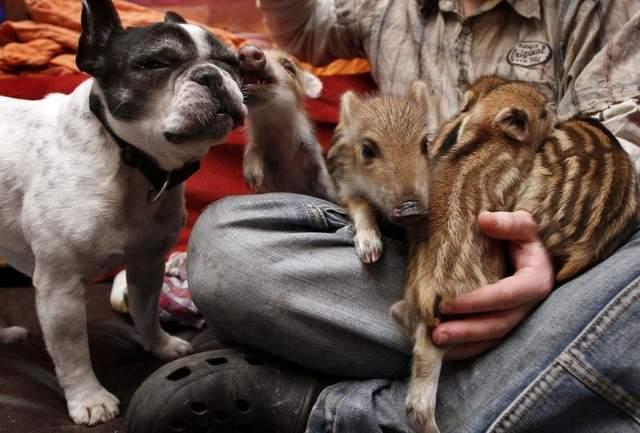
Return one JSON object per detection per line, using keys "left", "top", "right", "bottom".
{"left": 558, "top": 352, "right": 640, "bottom": 423}
{"left": 487, "top": 275, "right": 640, "bottom": 432}
{"left": 571, "top": 276, "right": 640, "bottom": 354}
{"left": 328, "top": 385, "right": 359, "bottom": 433}
{"left": 560, "top": 275, "right": 640, "bottom": 423}
{"left": 487, "top": 363, "right": 565, "bottom": 433}
{"left": 303, "top": 201, "right": 330, "bottom": 230}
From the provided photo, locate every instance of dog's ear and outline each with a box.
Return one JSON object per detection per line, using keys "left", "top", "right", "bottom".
{"left": 76, "top": 0, "right": 123, "bottom": 77}
{"left": 164, "top": 11, "right": 187, "bottom": 24}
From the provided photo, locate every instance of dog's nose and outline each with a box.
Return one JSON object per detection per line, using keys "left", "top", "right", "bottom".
{"left": 390, "top": 200, "right": 428, "bottom": 225}
{"left": 238, "top": 45, "right": 266, "bottom": 72}
{"left": 192, "top": 66, "right": 222, "bottom": 89}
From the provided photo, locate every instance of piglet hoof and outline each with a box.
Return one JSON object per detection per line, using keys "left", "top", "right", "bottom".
{"left": 406, "top": 400, "right": 440, "bottom": 433}
{"left": 355, "top": 230, "right": 383, "bottom": 263}
{"left": 243, "top": 168, "right": 264, "bottom": 191}
{"left": 150, "top": 334, "right": 193, "bottom": 361}
{"left": 0, "top": 326, "right": 30, "bottom": 344}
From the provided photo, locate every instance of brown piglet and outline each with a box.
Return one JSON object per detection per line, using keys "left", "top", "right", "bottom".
{"left": 327, "top": 81, "right": 432, "bottom": 263}
{"left": 239, "top": 45, "right": 336, "bottom": 201}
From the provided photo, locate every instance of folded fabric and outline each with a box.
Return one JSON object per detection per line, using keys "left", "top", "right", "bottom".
{"left": 0, "top": 0, "right": 244, "bottom": 75}
{"left": 110, "top": 252, "right": 205, "bottom": 329}
{"left": 0, "top": 20, "right": 79, "bottom": 49}
{"left": 0, "top": 0, "right": 370, "bottom": 76}
{"left": 0, "top": 38, "right": 63, "bottom": 70}
{"left": 25, "top": 0, "right": 243, "bottom": 45}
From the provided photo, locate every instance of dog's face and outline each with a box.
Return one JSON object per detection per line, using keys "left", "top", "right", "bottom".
{"left": 77, "top": 0, "right": 246, "bottom": 170}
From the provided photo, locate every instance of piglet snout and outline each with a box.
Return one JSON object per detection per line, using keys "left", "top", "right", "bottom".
{"left": 239, "top": 45, "right": 266, "bottom": 72}
{"left": 391, "top": 200, "right": 428, "bottom": 224}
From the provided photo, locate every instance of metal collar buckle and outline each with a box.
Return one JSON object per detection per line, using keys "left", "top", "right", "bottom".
{"left": 148, "top": 173, "right": 171, "bottom": 203}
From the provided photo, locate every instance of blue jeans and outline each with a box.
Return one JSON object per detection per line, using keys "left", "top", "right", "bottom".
{"left": 188, "top": 193, "right": 640, "bottom": 433}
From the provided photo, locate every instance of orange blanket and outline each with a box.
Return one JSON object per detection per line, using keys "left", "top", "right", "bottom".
{"left": 0, "top": 0, "right": 369, "bottom": 77}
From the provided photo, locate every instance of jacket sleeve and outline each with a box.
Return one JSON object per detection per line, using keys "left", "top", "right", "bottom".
{"left": 598, "top": 100, "right": 640, "bottom": 174}
{"left": 257, "top": 0, "right": 365, "bottom": 66}
{"left": 556, "top": 2, "right": 640, "bottom": 172}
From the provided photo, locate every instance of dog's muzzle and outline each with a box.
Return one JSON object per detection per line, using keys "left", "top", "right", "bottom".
{"left": 163, "top": 64, "right": 245, "bottom": 144}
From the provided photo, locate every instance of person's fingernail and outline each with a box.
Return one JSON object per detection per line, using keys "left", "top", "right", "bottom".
{"left": 435, "top": 331, "right": 449, "bottom": 345}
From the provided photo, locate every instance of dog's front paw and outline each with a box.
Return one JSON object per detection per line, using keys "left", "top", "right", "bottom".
{"left": 355, "top": 229, "right": 383, "bottom": 263}
{"left": 151, "top": 334, "right": 193, "bottom": 361}
{"left": 0, "top": 326, "right": 29, "bottom": 344}
{"left": 405, "top": 392, "right": 440, "bottom": 433}
{"left": 68, "top": 387, "right": 120, "bottom": 426}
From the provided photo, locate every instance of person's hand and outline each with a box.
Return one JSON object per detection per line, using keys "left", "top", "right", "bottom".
{"left": 432, "top": 210, "right": 555, "bottom": 360}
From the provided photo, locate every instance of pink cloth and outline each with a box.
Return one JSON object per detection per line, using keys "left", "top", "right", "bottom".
{"left": 159, "top": 252, "right": 205, "bottom": 329}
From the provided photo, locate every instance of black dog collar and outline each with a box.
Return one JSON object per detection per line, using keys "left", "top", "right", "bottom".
{"left": 89, "top": 92, "right": 200, "bottom": 202}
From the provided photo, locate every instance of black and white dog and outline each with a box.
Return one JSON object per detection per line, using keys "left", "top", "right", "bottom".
{"left": 0, "top": 0, "right": 244, "bottom": 425}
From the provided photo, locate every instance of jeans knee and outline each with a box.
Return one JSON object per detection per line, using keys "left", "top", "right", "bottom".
{"left": 188, "top": 196, "right": 268, "bottom": 334}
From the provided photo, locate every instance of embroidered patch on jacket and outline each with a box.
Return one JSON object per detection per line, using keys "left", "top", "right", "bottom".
{"left": 507, "top": 41, "right": 552, "bottom": 67}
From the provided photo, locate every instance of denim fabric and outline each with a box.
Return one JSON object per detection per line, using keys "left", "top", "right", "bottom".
{"left": 189, "top": 193, "right": 412, "bottom": 379}
{"left": 188, "top": 193, "right": 640, "bottom": 433}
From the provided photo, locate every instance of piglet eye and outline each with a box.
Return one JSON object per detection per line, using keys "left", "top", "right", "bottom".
{"left": 362, "top": 139, "right": 380, "bottom": 160}
{"left": 420, "top": 135, "right": 430, "bottom": 155}
{"left": 280, "top": 60, "right": 297, "bottom": 76}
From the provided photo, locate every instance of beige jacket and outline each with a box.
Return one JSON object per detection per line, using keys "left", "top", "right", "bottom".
{"left": 258, "top": 0, "right": 640, "bottom": 170}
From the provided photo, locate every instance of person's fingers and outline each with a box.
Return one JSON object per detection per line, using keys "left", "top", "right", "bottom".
{"left": 432, "top": 305, "right": 532, "bottom": 345}
{"left": 440, "top": 268, "right": 551, "bottom": 314}
{"left": 478, "top": 210, "right": 537, "bottom": 241}
{"left": 443, "top": 338, "right": 502, "bottom": 360}
{"left": 508, "top": 234, "right": 555, "bottom": 273}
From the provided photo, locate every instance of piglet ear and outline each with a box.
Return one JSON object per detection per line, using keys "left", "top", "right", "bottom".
{"left": 76, "top": 0, "right": 122, "bottom": 77}
{"left": 339, "top": 90, "right": 362, "bottom": 126}
{"left": 494, "top": 107, "right": 530, "bottom": 142}
{"left": 164, "top": 11, "right": 187, "bottom": 24}
{"left": 302, "top": 71, "right": 323, "bottom": 99}
{"left": 408, "top": 80, "right": 429, "bottom": 112}
{"left": 460, "top": 89, "right": 476, "bottom": 112}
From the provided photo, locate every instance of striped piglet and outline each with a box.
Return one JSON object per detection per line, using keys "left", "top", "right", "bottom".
{"left": 394, "top": 77, "right": 638, "bottom": 433}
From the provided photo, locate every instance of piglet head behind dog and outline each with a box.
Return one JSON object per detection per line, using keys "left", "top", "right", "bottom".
{"left": 328, "top": 81, "right": 431, "bottom": 225}
{"left": 76, "top": 0, "right": 246, "bottom": 171}
{"left": 238, "top": 46, "right": 323, "bottom": 108}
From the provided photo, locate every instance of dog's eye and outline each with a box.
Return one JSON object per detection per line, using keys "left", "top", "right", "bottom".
{"left": 214, "top": 56, "right": 240, "bottom": 73}
{"left": 361, "top": 139, "right": 381, "bottom": 161}
{"left": 134, "top": 59, "right": 170, "bottom": 71}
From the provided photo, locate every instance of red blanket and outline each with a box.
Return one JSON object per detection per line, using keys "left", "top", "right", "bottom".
{"left": 0, "top": 73, "right": 376, "bottom": 252}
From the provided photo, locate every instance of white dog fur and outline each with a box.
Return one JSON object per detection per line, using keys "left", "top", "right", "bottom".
{"left": 0, "top": 15, "right": 244, "bottom": 426}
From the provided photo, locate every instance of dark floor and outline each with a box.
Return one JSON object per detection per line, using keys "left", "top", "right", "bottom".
{"left": 0, "top": 281, "right": 221, "bottom": 433}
